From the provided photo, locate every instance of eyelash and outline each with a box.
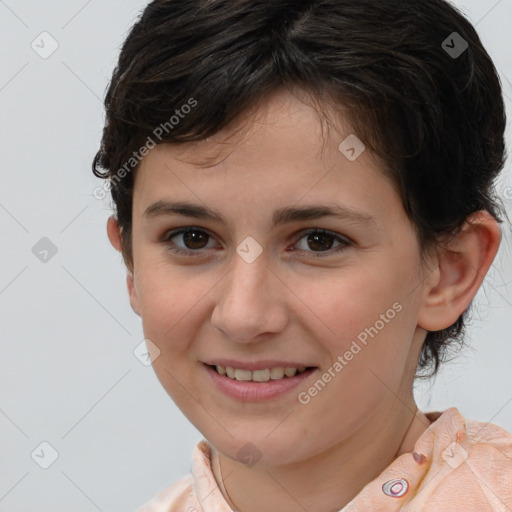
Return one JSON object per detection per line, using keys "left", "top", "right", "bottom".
{"left": 160, "top": 227, "right": 351, "bottom": 258}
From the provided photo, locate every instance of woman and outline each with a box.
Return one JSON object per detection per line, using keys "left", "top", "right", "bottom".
{"left": 93, "top": 1, "right": 512, "bottom": 510}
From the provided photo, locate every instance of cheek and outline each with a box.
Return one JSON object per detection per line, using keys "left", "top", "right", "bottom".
{"left": 291, "top": 266, "right": 404, "bottom": 340}
{"left": 135, "top": 265, "right": 210, "bottom": 409}
{"left": 134, "top": 263, "right": 207, "bottom": 352}
{"left": 292, "top": 260, "right": 419, "bottom": 382}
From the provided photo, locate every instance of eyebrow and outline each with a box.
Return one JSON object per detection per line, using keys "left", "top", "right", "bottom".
{"left": 143, "top": 200, "right": 378, "bottom": 229}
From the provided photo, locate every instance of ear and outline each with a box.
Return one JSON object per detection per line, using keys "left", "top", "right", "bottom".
{"left": 417, "top": 210, "right": 502, "bottom": 332}
{"left": 106, "top": 215, "right": 141, "bottom": 316}
{"left": 106, "top": 214, "right": 123, "bottom": 252}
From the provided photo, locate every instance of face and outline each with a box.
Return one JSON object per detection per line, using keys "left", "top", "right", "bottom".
{"left": 119, "top": 88, "right": 434, "bottom": 465}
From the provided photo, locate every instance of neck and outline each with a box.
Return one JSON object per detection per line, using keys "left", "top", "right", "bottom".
{"left": 211, "top": 399, "right": 431, "bottom": 512}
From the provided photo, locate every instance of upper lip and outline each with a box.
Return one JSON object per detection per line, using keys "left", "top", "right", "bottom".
{"left": 203, "top": 360, "right": 317, "bottom": 371}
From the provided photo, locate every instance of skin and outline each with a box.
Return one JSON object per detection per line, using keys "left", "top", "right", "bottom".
{"left": 107, "top": 87, "right": 501, "bottom": 512}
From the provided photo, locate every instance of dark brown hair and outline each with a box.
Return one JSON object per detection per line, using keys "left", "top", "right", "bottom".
{"left": 92, "top": 0, "right": 508, "bottom": 378}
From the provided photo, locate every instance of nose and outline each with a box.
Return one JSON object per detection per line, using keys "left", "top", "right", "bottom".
{"left": 210, "top": 248, "right": 289, "bottom": 343}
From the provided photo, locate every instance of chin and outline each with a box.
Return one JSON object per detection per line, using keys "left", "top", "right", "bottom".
{"left": 209, "top": 430, "right": 309, "bottom": 467}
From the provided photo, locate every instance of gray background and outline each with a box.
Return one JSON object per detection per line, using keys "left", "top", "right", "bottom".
{"left": 0, "top": 0, "right": 511, "bottom": 510}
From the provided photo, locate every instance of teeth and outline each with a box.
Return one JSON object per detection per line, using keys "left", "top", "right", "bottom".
{"left": 270, "top": 367, "right": 284, "bottom": 379}
{"left": 234, "top": 369, "right": 252, "bottom": 381}
{"left": 252, "top": 369, "right": 270, "bottom": 382}
{"left": 284, "top": 367, "right": 297, "bottom": 377}
{"left": 214, "top": 365, "right": 309, "bottom": 381}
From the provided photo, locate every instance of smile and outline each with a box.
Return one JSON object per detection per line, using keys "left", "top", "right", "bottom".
{"left": 203, "top": 363, "right": 318, "bottom": 401}
{"left": 211, "top": 364, "right": 311, "bottom": 382}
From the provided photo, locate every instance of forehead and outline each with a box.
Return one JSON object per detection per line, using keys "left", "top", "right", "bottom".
{"left": 132, "top": 89, "right": 401, "bottom": 228}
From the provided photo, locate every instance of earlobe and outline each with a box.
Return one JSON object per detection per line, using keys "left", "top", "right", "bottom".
{"left": 417, "top": 211, "right": 501, "bottom": 332}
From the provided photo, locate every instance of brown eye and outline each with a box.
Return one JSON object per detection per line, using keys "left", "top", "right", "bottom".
{"left": 181, "top": 229, "right": 210, "bottom": 249}
{"left": 305, "top": 232, "right": 335, "bottom": 251}
{"left": 293, "top": 229, "right": 351, "bottom": 257}
{"left": 162, "top": 228, "right": 216, "bottom": 255}
{"left": 161, "top": 227, "right": 351, "bottom": 259}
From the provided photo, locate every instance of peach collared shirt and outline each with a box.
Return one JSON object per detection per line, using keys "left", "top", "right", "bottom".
{"left": 135, "top": 407, "right": 512, "bottom": 511}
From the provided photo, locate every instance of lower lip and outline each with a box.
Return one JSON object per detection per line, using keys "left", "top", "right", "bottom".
{"left": 203, "top": 364, "right": 317, "bottom": 402}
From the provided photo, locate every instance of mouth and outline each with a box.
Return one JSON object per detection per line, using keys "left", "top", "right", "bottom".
{"left": 203, "top": 362, "right": 318, "bottom": 401}
{"left": 206, "top": 363, "right": 316, "bottom": 382}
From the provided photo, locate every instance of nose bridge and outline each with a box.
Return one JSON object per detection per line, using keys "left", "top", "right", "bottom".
{"left": 226, "top": 230, "right": 270, "bottom": 293}
{"left": 226, "top": 248, "right": 271, "bottom": 311}
{"left": 211, "top": 246, "right": 286, "bottom": 341}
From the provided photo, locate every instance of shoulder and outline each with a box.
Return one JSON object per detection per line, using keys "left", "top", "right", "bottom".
{"left": 432, "top": 407, "right": 512, "bottom": 460}
{"left": 418, "top": 407, "right": 512, "bottom": 510}
{"left": 460, "top": 410, "right": 512, "bottom": 483}
{"left": 134, "top": 473, "right": 195, "bottom": 512}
